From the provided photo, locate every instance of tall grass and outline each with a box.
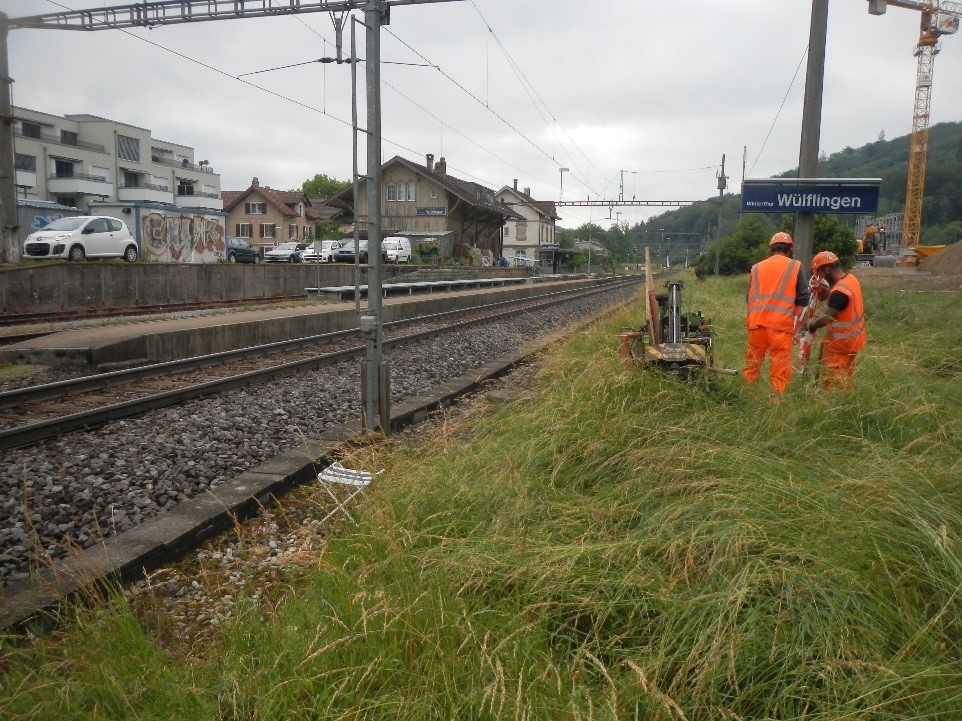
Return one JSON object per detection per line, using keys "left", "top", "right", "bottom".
{"left": 3, "top": 274, "right": 962, "bottom": 719}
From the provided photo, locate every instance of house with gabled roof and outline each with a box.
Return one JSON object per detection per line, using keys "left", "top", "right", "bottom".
{"left": 495, "top": 180, "right": 560, "bottom": 268}
{"left": 222, "top": 177, "right": 344, "bottom": 255}
{"left": 332, "top": 154, "right": 523, "bottom": 258}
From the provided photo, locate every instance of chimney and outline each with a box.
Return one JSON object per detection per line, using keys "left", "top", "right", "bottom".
{"left": 524, "top": 187, "right": 530, "bottom": 196}
{"left": 436, "top": 157, "right": 446, "bottom": 174}
{"left": 426, "top": 154, "right": 435, "bottom": 171}
{"left": 513, "top": 179, "right": 518, "bottom": 191}
{"left": 252, "top": 177, "right": 260, "bottom": 187}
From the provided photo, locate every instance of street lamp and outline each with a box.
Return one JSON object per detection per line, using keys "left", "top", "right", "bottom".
{"left": 559, "top": 167, "right": 569, "bottom": 201}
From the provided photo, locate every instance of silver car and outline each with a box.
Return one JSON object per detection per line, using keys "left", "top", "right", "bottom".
{"left": 264, "top": 242, "right": 308, "bottom": 263}
{"left": 23, "top": 216, "right": 138, "bottom": 262}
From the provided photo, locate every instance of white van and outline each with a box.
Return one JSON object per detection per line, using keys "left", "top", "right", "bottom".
{"left": 381, "top": 236, "right": 412, "bottom": 263}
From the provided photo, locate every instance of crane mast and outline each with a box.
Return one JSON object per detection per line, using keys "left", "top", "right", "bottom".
{"left": 868, "top": 0, "right": 961, "bottom": 250}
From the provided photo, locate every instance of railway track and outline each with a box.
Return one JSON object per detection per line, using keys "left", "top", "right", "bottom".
{"left": 0, "top": 278, "right": 643, "bottom": 613}
{"left": 0, "top": 279, "right": 640, "bottom": 451}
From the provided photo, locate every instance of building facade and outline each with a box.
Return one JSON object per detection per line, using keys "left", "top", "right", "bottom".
{"left": 11, "top": 106, "right": 221, "bottom": 212}
{"left": 222, "top": 178, "right": 339, "bottom": 255}
{"left": 341, "top": 154, "right": 521, "bottom": 258}
{"left": 495, "top": 181, "right": 559, "bottom": 267}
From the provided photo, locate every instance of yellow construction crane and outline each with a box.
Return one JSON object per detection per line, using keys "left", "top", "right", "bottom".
{"left": 868, "top": 0, "right": 962, "bottom": 252}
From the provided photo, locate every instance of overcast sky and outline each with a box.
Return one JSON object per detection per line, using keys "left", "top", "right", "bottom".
{"left": 6, "top": 0, "right": 962, "bottom": 229}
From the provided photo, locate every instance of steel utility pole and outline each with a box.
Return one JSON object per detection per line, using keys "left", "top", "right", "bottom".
{"left": 714, "top": 154, "right": 727, "bottom": 276}
{"left": 362, "top": 0, "right": 385, "bottom": 433}
{"left": 0, "top": 13, "right": 18, "bottom": 264}
{"left": 794, "top": 0, "right": 829, "bottom": 269}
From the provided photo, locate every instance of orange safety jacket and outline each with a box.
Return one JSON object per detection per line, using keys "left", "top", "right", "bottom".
{"left": 746, "top": 255, "right": 802, "bottom": 332}
{"left": 825, "top": 273, "right": 866, "bottom": 352}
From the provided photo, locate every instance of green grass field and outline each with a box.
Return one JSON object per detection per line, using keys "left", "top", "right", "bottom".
{"left": 3, "top": 274, "right": 962, "bottom": 719}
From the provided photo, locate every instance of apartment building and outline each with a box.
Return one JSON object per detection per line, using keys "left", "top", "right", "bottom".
{"left": 12, "top": 106, "right": 221, "bottom": 212}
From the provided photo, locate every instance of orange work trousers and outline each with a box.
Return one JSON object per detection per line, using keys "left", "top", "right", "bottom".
{"left": 819, "top": 344, "right": 859, "bottom": 392}
{"left": 743, "top": 327, "right": 793, "bottom": 394}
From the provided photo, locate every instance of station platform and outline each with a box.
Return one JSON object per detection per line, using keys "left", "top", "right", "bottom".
{"left": 1, "top": 277, "right": 602, "bottom": 369}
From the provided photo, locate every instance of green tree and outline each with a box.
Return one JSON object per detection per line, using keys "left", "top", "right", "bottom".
{"left": 694, "top": 216, "right": 772, "bottom": 278}
{"left": 301, "top": 174, "right": 350, "bottom": 200}
{"left": 314, "top": 220, "right": 341, "bottom": 240}
{"left": 779, "top": 214, "right": 857, "bottom": 267}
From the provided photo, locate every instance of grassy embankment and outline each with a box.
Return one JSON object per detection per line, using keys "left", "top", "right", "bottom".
{"left": 3, "top": 273, "right": 962, "bottom": 719}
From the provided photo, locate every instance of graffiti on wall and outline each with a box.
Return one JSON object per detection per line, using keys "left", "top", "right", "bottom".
{"left": 31, "top": 214, "right": 65, "bottom": 231}
{"left": 141, "top": 212, "right": 226, "bottom": 263}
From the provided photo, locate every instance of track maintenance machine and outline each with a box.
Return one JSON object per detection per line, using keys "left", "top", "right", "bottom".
{"left": 619, "top": 249, "right": 739, "bottom": 378}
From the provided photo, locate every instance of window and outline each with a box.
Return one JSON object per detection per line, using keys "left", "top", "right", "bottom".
{"left": 56, "top": 196, "right": 77, "bottom": 207}
{"left": 237, "top": 223, "right": 252, "bottom": 238}
{"left": 54, "top": 159, "right": 75, "bottom": 178}
{"left": 246, "top": 202, "right": 266, "bottom": 214}
{"left": 152, "top": 175, "right": 169, "bottom": 190}
{"left": 303, "top": 225, "right": 311, "bottom": 240}
{"left": 21, "top": 122, "right": 41, "bottom": 139}
{"left": 260, "top": 223, "right": 276, "bottom": 239}
{"left": 91, "top": 166, "right": 109, "bottom": 181}
{"left": 107, "top": 219, "right": 124, "bottom": 232}
{"left": 15, "top": 154, "right": 36, "bottom": 172}
{"left": 504, "top": 226, "right": 510, "bottom": 238}
{"left": 386, "top": 184, "right": 398, "bottom": 202}
{"left": 117, "top": 135, "right": 141, "bottom": 162}
{"left": 406, "top": 182, "right": 416, "bottom": 201}
{"left": 123, "top": 170, "right": 140, "bottom": 188}
{"left": 177, "top": 179, "right": 195, "bottom": 196}
{"left": 430, "top": 188, "right": 437, "bottom": 199}
{"left": 60, "top": 130, "right": 78, "bottom": 146}
{"left": 289, "top": 224, "right": 297, "bottom": 240}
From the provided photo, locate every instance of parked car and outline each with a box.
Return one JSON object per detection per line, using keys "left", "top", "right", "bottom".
{"left": 381, "top": 236, "right": 412, "bottom": 263}
{"left": 225, "top": 236, "right": 260, "bottom": 263}
{"left": 264, "top": 242, "right": 309, "bottom": 262}
{"left": 23, "top": 215, "right": 138, "bottom": 262}
{"left": 333, "top": 239, "right": 369, "bottom": 264}
{"left": 300, "top": 240, "right": 339, "bottom": 263}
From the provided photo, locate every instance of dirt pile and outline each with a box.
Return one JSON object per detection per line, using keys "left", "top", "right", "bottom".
{"left": 919, "top": 241, "right": 962, "bottom": 277}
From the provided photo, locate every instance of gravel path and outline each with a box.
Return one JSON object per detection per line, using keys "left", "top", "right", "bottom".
{"left": 0, "top": 287, "right": 635, "bottom": 584}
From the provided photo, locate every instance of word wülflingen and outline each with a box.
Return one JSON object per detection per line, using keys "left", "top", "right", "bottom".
{"left": 777, "top": 193, "right": 863, "bottom": 211}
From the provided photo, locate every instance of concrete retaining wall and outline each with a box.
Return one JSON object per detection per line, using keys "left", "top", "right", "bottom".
{"left": 0, "top": 264, "right": 529, "bottom": 315}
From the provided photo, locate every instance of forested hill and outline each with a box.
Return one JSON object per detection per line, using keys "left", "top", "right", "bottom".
{"left": 571, "top": 121, "right": 962, "bottom": 262}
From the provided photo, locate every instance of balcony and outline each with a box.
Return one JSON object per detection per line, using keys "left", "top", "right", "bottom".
{"left": 118, "top": 183, "right": 174, "bottom": 204}
{"left": 16, "top": 128, "right": 106, "bottom": 153}
{"left": 47, "top": 173, "right": 114, "bottom": 198}
{"left": 174, "top": 191, "right": 222, "bottom": 211}
{"left": 152, "top": 156, "right": 215, "bottom": 173}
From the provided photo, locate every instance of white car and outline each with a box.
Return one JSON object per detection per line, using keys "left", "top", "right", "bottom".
{"left": 264, "top": 242, "right": 308, "bottom": 262}
{"left": 23, "top": 216, "right": 138, "bottom": 262}
{"left": 301, "top": 240, "right": 339, "bottom": 263}
{"left": 381, "top": 236, "right": 412, "bottom": 263}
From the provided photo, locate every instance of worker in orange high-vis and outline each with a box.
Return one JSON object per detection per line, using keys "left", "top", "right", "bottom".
{"left": 805, "top": 251, "right": 866, "bottom": 391}
{"left": 743, "top": 232, "right": 811, "bottom": 394}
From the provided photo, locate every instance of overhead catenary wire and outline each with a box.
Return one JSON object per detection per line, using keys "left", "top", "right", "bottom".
{"left": 749, "top": 45, "right": 809, "bottom": 178}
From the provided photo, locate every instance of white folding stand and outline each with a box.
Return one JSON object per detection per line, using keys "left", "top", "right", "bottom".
{"left": 317, "top": 462, "right": 373, "bottom": 525}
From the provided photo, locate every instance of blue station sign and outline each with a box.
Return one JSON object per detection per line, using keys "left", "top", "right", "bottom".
{"left": 416, "top": 207, "right": 447, "bottom": 216}
{"left": 741, "top": 178, "right": 881, "bottom": 214}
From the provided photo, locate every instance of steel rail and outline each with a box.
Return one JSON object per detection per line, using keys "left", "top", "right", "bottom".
{"left": 0, "top": 279, "right": 641, "bottom": 450}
